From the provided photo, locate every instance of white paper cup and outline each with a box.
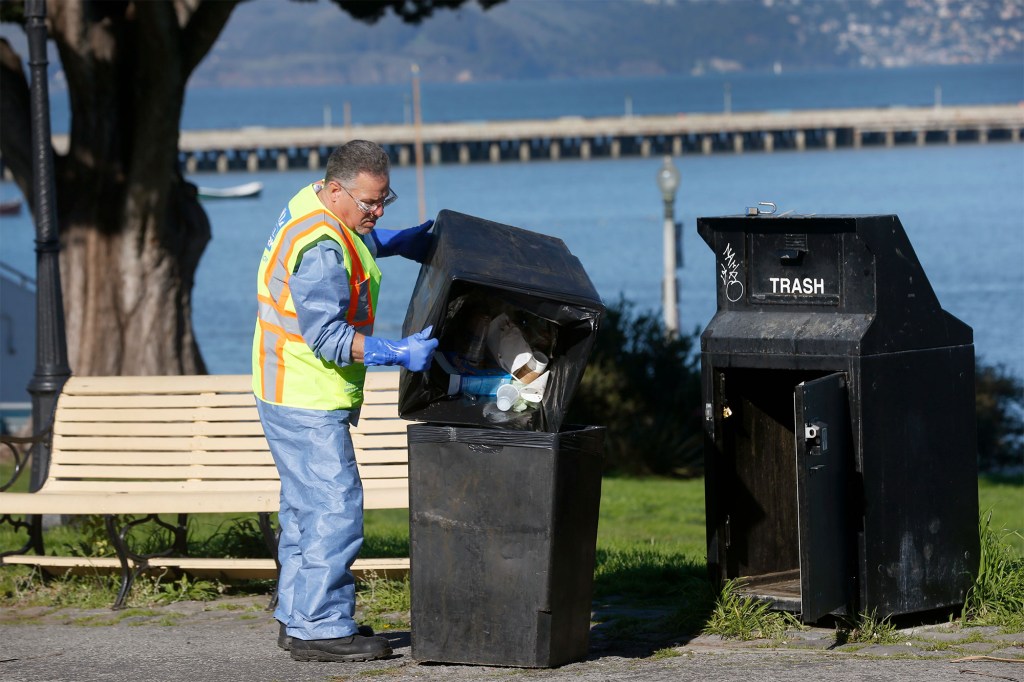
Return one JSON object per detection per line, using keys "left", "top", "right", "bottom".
{"left": 512, "top": 351, "right": 548, "bottom": 384}
{"left": 495, "top": 383, "right": 520, "bottom": 411}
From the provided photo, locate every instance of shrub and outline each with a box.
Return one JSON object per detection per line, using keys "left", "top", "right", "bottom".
{"left": 975, "top": 363, "right": 1024, "bottom": 473}
{"left": 567, "top": 297, "right": 702, "bottom": 476}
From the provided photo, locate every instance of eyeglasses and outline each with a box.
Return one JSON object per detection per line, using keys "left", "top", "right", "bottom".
{"left": 340, "top": 184, "right": 398, "bottom": 214}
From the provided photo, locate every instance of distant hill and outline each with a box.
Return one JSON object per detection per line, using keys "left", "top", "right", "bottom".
{"left": 193, "top": 0, "right": 1022, "bottom": 87}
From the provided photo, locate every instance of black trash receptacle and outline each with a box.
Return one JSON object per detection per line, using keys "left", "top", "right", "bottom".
{"left": 408, "top": 424, "right": 605, "bottom": 667}
{"left": 399, "top": 211, "right": 606, "bottom": 667}
{"left": 698, "top": 213, "right": 979, "bottom": 624}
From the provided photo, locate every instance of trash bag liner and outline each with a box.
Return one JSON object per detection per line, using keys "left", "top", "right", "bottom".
{"left": 399, "top": 210, "right": 604, "bottom": 432}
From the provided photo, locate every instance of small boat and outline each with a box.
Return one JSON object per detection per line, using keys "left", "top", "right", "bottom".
{"left": 197, "top": 181, "right": 263, "bottom": 200}
{"left": 0, "top": 198, "right": 23, "bottom": 216}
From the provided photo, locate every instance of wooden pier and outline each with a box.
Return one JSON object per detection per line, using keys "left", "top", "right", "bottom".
{"left": 71, "top": 103, "right": 1024, "bottom": 172}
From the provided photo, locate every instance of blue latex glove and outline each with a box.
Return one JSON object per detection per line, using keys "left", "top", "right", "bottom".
{"left": 369, "top": 220, "right": 434, "bottom": 263}
{"left": 362, "top": 326, "right": 439, "bottom": 371}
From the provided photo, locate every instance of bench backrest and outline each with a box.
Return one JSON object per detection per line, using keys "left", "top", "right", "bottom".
{"left": 45, "top": 372, "right": 412, "bottom": 508}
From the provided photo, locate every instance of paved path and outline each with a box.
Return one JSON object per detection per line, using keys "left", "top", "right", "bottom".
{"left": 2, "top": 597, "right": 1022, "bottom": 682}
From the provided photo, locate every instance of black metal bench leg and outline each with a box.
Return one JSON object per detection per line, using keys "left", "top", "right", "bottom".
{"left": 1, "top": 433, "right": 48, "bottom": 558}
{"left": 0, "top": 514, "right": 43, "bottom": 558}
{"left": 103, "top": 513, "right": 183, "bottom": 610}
{"left": 258, "top": 512, "right": 281, "bottom": 612}
{"left": 172, "top": 514, "right": 189, "bottom": 555}
{"left": 105, "top": 514, "right": 140, "bottom": 610}
{"left": 29, "top": 514, "right": 43, "bottom": 555}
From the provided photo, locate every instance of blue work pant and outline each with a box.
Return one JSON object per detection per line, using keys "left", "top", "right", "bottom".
{"left": 256, "top": 399, "right": 363, "bottom": 640}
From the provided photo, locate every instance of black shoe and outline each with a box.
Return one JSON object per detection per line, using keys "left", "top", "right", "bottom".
{"left": 289, "top": 633, "right": 391, "bottom": 662}
{"left": 278, "top": 622, "right": 375, "bottom": 652}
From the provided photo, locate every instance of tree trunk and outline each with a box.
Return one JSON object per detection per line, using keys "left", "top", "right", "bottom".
{"left": 60, "top": 182, "right": 210, "bottom": 375}
{"left": 1, "top": 0, "right": 237, "bottom": 375}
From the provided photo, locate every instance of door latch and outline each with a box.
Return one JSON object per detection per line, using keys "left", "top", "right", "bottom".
{"left": 804, "top": 422, "right": 828, "bottom": 456}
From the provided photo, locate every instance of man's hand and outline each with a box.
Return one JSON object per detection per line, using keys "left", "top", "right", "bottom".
{"left": 362, "top": 326, "right": 439, "bottom": 371}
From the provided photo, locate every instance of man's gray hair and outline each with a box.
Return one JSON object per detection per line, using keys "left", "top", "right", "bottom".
{"left": 325, "top": 140, "right": 391, "bottom": 186}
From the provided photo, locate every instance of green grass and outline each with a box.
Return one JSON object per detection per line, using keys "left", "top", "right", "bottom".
{"left": 597, "top": 477, "right": 706, "bottom": 556}
{"left": 1, "top": 471, "right": 1020, "bottom": 637}
{"left": 978, "top": 473, "right": 1024, "bottom": 555}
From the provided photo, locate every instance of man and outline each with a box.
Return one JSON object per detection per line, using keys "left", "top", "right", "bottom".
{"left": 252, "top": 140, "right": 437, "bottom": 662}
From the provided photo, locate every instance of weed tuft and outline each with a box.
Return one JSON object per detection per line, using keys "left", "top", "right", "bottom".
{"left": 961, "top": 510, "right": 1024, "bottom": 631}
{"left": 702, "top": 579, "right": 801, "bottom": 640}
{"left": 355, "top": 573, "right": 410, "bottom": 631}
{"left": 148, "top": 574, "right": 224, "bottom": 605}
{"left": 834, "top": 609, "right": 903, "bottom": 646}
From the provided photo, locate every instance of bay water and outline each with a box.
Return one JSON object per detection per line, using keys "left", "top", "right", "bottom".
{"left": 191, "top": 143, "right": 1024, "bottom": 378}
{"left": 0, "top": 66, "right": 1021, "bottom": 378}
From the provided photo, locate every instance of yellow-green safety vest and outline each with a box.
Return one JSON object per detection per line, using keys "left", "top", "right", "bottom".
{"left": 251, "top": 182, "right": 381, "bottom": 410}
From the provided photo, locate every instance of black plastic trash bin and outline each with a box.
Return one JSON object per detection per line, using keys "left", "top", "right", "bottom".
{"left": 408, "top": 424, "right": 605, "bottom": 667}
{"left": 698, "top": 213, "right": 979, "bottom": 624}
{"left": 399, "top": 211, "right": 606, "bottom": 667}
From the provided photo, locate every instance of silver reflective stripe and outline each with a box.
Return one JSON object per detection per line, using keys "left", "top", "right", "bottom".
{"left": 280, "top": 214, "right": 343, "bottom": 273}
{"left": 265, "top": 214, "right": 348, "bottom": 306}
{"left": 258, "top": 300, "right": 301, "bottom": 337}
{"left": 260, "top": 328, "right": 281, "bottom": 401}
{"left": 267, "top": 273, "right": 286, "bottom": 301}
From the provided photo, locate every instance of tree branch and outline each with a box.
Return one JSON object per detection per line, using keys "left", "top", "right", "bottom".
{"left": 333, "top": 0, "right": 505, "bottom": 25}
{"left": 0, "top": 37, "right": 34, "bottom": 200}
{"left": 179, "top": 0, "right": 240, "bottom": 77}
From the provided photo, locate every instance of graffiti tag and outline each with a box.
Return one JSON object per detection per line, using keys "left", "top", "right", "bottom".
{"left": 720, "top": 243, "right": 744, "bottom": 303}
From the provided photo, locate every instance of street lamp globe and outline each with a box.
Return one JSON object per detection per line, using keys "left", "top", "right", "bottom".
{"left": 656, "top": 156, "right": 681, "bottom": 337}
{"left": 657, "top": 156, "right": 680, "bottom": 204}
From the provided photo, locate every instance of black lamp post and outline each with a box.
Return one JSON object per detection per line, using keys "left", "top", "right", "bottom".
{"left": 656, "top": 156, "right": 681, "bottom": 337}
{"left": 25, "top": 0, "right": 71, "bottom": 492}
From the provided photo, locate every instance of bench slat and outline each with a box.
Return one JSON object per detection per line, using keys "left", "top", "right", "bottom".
{"left": 4, "top": 483, "right": 406, "bottom": 513}
{"left": 59, "top": 393, "right": 258, "bottom": 409}
{"left": 1, "top": 488, "right": 281, "bottom": 514}
{"left": 0, "top": 555, "right": 409, "bottom": 580}
{"left": 146, "top": 557, "right": 409, "bottom": 579}
{"left": 56, "top": 421, "right": 266, "bottom": 437}
{"left": 53, "top": 431, "right": 408, "bottom": 452}
{"left": 54, "top": 451, "right": 275, "bottom": 465}
{"left": 55, "top": 418, "right": 409, "bottom": 437}
{"left": 57, "top": 407, "right": 260, "bottom": 423}
{"left": 37, "top": 477, "right": 406, "bottom": 495}
{"left": 57, "top": 390, "right": 397, "bottom": 412}
{"left": 354, "top": 403, "right": 403, "bottom": 417}
{"left": 61, "top": 372, "right": 400, "bottom": 396}
{"left": 51, "top": 449, "right": 409, "bottom": 466}
{"left": 63, "top": 374, "right": 256, "bottom": 395}
{"left": 53, "top": 435, "right": 270, "bottom": 452}
{"left": 47, "top": 463, "right": 279, "bottom": 480}
{"left": 359, "top": 389, "right": 400, "bottom": 404}
{"left": 46, "top": 463, "right": 408, "bottom": 481}
{"left": 56, "top": 404, "right": 407, "bottom": 423}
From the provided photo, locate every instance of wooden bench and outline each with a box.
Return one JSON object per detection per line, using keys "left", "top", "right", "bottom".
{"left": 0, "top": 371, "right": 412, "bottom": 608}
